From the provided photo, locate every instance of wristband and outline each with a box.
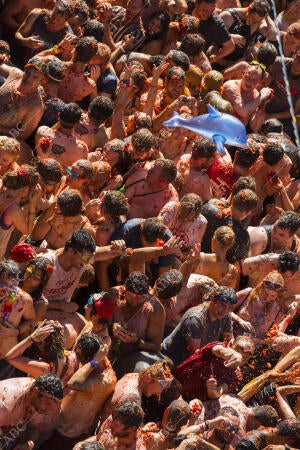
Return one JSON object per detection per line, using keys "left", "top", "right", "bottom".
{"left": 90, "top": 359, "right": 98, "bottom": 369}
{"left": 52, "top": 45, "right": 60, "bottom": 55}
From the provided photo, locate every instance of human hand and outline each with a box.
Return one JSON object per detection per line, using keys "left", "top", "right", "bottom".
{"left": 30, "top": 321, "right": 55, "bottom": 343}
{"left": 163, "top": 235, "right": 183, "bottom": 254}
{"left": 186, "top": 243, "right": 201, "bottom": 264}
{"left": 93, "top": 341, "right": 109, "bottom": 362}
{"left": 24, "top": 37, "right": 44, "bottom": 49}
{"left": 113, "top": 323, "right": 138, "bottom": 344}
{"left": 60, "top": 302, "right": 79, "bottom": 313}
{"left": 90, "top": 64, "right": 101, "bottom": 82}
{"left": 224, "top": 350, "right": 243, "bottom": 368}
{"left": 58, "top": 32, "right": 78, "bottom": 50}
{"left": 238, "top": 318, "right": 255, "bottom": 333}
{"left": 0, "top": 321, "right": 19, "bottom": 338}
{"left": 207, "top": 415, "right": 236, "bottom": 430}
{"left": 30, "top": 184, "right": 42, "bottom": 202}
{"left": 152, "top": 61, "right": 170, "bottom": 82}
{"left": 206, "top": 376, "right": 221, "bottom": 398}
{"left": 265, "top": 203, "right": 284, "bottom": 219}
{"left": 97, "top": 1, "right": 112, "bottom": 23}
{"left": 110, "top": 240, "right": 126, "bottom": 254}
{"left": 231, "top": 34, "right": 246, "bottom": 47}
{"left": 260, "top": 87, "right": 273, "bottom": 103}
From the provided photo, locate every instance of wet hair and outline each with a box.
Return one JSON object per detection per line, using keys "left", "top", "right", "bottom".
{"left": 177, "top": 193, "right": 202, "bottom": 220}
{"left": 102, "top": 190, "right": 129, "bottom": 221}
{"left": 89, "top": 96, "right": 113, "bottom": 123}
{"left": 57, "top": 189, "right": 83, "bottom": 216}
{"left": 164, "top": 399, "right": 191, "bottom": 432}
{"left": 131, "top": 128, "right": 156, "bottom": 151}
{"left": 235, "top": 145, "right": 260, "bottom": 168}
{"left": 36, "top": 159, "right": 63, "bottom": 183}
{"left": 202, "top": 70, "right": 224, "bottom": 92}
{"left": 125, "top": 271, "right": 150, "bottom": 295}
{"left": 74, "top": 37, "right": 98, "bottom": 63}
{"left": 155, "top": 270, "right": 183, "bottom": 299}
{"left": 44, "top": 58, "right": 66, "bottom": 82}
{"left": 0, "top": 259, "right": 20, "bottom": 281}
{"left": 26, "top": 58, "right": 45, "bottom": 74}
{"left": 249, "top": 0, "right": 270, "bottom": 17}
{"left": 166, "top": 66, "right": 186, "bottom": 82}
{"left": 94, "top": 43, "right": 111, "bottom": 65}
{"left": 139, "top": 360, "right": 173, "bottom": 382}
{"left": 53, "top": 0, "right": 75, "bottom": 18}
{"left": 90, "top": 161, "right": 111, "bottom": 190}
{"left": 263, "top": 142, "right": 284, "bottom": 166}
{"left": 129, "top": 112, "right": 153, "bottom": 133}
{"left": 112, "top": 401, "right": 144, "bottom": 430}
{"left": 251, "top": 405, "right": 278, "bottom": 427}
{"left": 232, "top": 189, "right": 258, "bottom": 212}
{"left": 247, "top": 133, "right": 268, "bottom": 144}
{"left": 0, "top": 40, "right": 10, "bottom": 55}
{"left": 59, "top": 103, "right": 82, "bottom": 128}
{"left": 32, "top": 373, "right": 64, "bottom": 400}
{"left": 192, "top": 137, "right": 216, "bottom": 160}
{"left": 0, "top": 136, "right": 20, "bottom": 158}
{"left": 24, "top": 256, "right": 54, "bottom": 298}
{"left": 148, "top": 55, "right": 166, "bottom": 70}
{"left": 30, "top": 320, "right": 65, "bottom": 371}
{"left": 131, "top": 68, "right": 147, "bottom": 92}
{"left": 82, "top": 19, "right": 105, "bottom": 42}
{"left": 257, "top": 42, "right": 277, "bottom": 68}
{"left": 277, "top": 211, "right": 300, "bottom": 235}
{"left": 75, "top": 332, "right": 101, "bottom": 363}
{"left": 218, "top": 406, "right": 239, "bottom": 417}
{"left": 277, "top": 418, "right": 300, "bottom": 437}
{"left": 155, "top": 159, "right": 177, "bottom": 183}
{"left": 75, "top": 159, "right": 93, "bottom": 179}
{"left": 277, "top": 250, "right": 300, "bottom": 274}
{"left": 147, "top": 12, "right": 170, "bottom": 39}
{"left": 213, "top": 226, "right": 235, "bottom": 249}
{"left": 180, "top": 33, "right": 205, "bottom": 57}
{"left": 212, "top": 285, "right": 237, "bottom": 303}
{"left": 79, "top": 264, "right": 95, "bottom": 286}
{"left": 141, "top": 217, "right": 167, "bottom": 243}
{"left": 73, "top": 0, "right": 89, "bottom": 24}
{"left": 201, "top": 91, "right": 233, "bottom": 114}
{"left": 178, "top": 15, "right": 199, "bottom": 34}
{"left": 65, "top": 230, "right": 96, "bottom": 254}
{"left": 232, "top": 176, "right": 256, "bottom": 195}
{"left": 167, "top": 50, "right": 190, "bottom": 71}
{"left": 235, "top": 431, "right": 266, "bottom": 450}
{"left": 3, "top": 165, "right": 39, "bottom": 190}
{"left": 260, "top": 118, "right": 283, "bottom": 135}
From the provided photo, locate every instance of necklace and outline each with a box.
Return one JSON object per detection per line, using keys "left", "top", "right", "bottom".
{"left": 1, "top": 286, "right": 18, "bottom": 322}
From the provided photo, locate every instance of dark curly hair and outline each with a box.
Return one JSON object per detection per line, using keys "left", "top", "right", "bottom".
{"left": 155, "top": 270, "right": 183, "bottom": 300}
{"left": 83, "top": 19, "right": 105, "bottom": 42}
{"left": 31, "top": 373, "right": 64, "bottom": 399}
{"left": 177, "top": 193, "right": 202, "bottom": 220}
{"left": 141, "top": 217, "right": 167, "bottom": 243}
{"left": 103, "top": 190, "right": 129, "bottom": 222}
{"left": 112, "top": 401, "right": 144, "bottom": 429}
{"left": 131, "top": 128, "right": 156, "bottom": 152}
{"left": 167, "top": 50, "right": 190, "bottom": 71}
{"left": 74, "top": 37, "right": 98, "bottom": 63}
{"left": 277, "top": 250, "right": 300, "bottom": 274}
{"left": 277, "top": 211, "right": 300, "bottom": 235}
{"left": 180, "top": 33, "right": 205, "bottom": 57}
{"left": 89, "top": 96, "right": 114, "bottom": 124}
{"left": 75, "top": 332, "right": 101, "bottom": 363}
{"left": 263, "top": 142, "right": 284, "bottom": 166}
{"left": 36, "top": 158, "right": 63, "bottom": 184}
{"left": 57, "top": 189, "right": 83, "bottom": 216}
{"left": 125, "top": 271, "right": 150, "bottom": 295}
{"left": 59, "top": 103, "right": 82, "bottom": 128}
{"left": 23, "top": 256, "right": 54, "bottom": 300}
{"left": 3, "top": 165, "right": 39, "bottom": 190}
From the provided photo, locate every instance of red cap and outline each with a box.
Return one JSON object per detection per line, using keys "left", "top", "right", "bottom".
{"left": 10, "top": 243, "right": 36, "bottom": 263}
{"left": 92, "top": 292, "right": 114, "bottom": 319}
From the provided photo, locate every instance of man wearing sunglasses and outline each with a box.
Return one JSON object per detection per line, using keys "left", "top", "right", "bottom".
{"left": 162, "top": 285, "right": 236, "bottom": 368}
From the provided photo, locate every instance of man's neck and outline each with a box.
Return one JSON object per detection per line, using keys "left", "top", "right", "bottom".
{"left": 57, "top": 252, "right": 73, "bottom": 271}
{"left": 58, "top": 124, "right": 73, "bottom": 135}
{"left": 71, "top": 61, "right": 86, "bottom": 74}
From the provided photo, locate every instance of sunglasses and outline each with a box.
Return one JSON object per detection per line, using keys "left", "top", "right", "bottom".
{"left": 66, "top": 167, "right": 82, "bottom": 179}
{"left": 74, "top": 249, "right": 95, "bottom": 262}
{"left": 25, "top": 266, "right": 42, "bottom": 281}
{"left": 263, "top": 280, "right": 283, "bottom": 291}
{"left": 158, "top": 377, "right": 174, "bottom": 389}
{"left": 217, "top": 293, "right": 237, "bottom": 305}
{"left": 226, "top": 424, "right": 239, "bottom": 433}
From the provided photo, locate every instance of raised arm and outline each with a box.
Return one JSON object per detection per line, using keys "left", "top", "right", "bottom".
{"left": 276, "top": 385, "right": 300, "bottom": 419}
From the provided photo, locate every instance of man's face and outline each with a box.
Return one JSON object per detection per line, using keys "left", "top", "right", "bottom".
{"left": 246, "top": 11, "right": 263, "bottom": 26}
{"left": 21, "top": 67, "right": 42, "bottom": 91}
{"left": 125, "top": 290, "right": 147, "bottom": 308}
{"left": 146, "top": 163, "right": 163, "bottom": 187}
{"left": 66, "top": 163, "right": 85, "bottom": 188}
{"left": 271, "top": 223, "right": 292, "bottom": 250}
{"left": 210, "top": 298, "right": 234, "bottom": 319}
{"left": 194, "top": 0, "right": 216, "bottom": 20}
{"left": 111, "top": 419, "right": 131, "bottom": 438}
{"left": 50, "top": 10, "right": 68, "bottom": 27}
{"left": 31, "top": 389, "right": 61, "bottom": 416}
{"left": 214, "top": 413, "right": 240, "bottom": 444}
{"left": 192, "top": 153, "right": 218, "bottom": 170}
{"left": 241, "top": 67, "right": 262, "bottom": 92}
{"left": 166, "top": 77, "right": 185, "bottom": 99}
{"left": 69, "top": 247, "right": 95, "bottom": 269}
{"left": 233, "top": 340, "right": 255, "bottom": 365}
{"left": 126, "top": 0, "right": 144, "bottom": 15}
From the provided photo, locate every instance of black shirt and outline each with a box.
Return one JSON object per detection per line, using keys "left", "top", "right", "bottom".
{"left": 198, "top": 13, "right": 231, "bottom": 47}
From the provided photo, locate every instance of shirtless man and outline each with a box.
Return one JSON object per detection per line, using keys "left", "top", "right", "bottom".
{"left": 74, "top": 96, "right": 114, "bottom": 151}
{"left": 0, "top": 260, "right": 35, "bottom": 379}
{"left": 125, "top": 158, "right": 178, "bottom": 219}
{"left": 31, "top": 189, "right": 95, "bottom": 250}
{"left": 41, "top": 334, "right": 116, "bottom": 449}
{"left": 0, "top": 61, "right": 44, "bottom": 142}
{"left": 248, "top": 212, "right": 300, "bottom": 257}
{"left": 223, "top": 64, "right": 274, "bottom": 132}
{"left": 1, "top": 0, "right": 55, "bottom": 31}
{"left": 109, "top": 271, "right": 166, "bottom": 378}
{"left": 0, "top": 373, "right": 63, "bottom": 450}
{"left": 177, "top": 137, "right": 218, "bottom": 201}
{"left": 36, "top": 103, "right": 88, "bottom": 170}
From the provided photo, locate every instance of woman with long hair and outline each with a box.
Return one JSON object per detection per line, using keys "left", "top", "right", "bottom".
{"left": 20, "top": 256, "right": 54, "bottom": 322}
{"left": 139, "top": 12, "right": 170, "bottom": 55}
{"left": 4, "top": 320, "right": 79, "bottom": 387}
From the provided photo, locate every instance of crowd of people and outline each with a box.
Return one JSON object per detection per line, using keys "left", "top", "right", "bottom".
{"left": 0, "top": 0, "right": 299, "bottom": 448}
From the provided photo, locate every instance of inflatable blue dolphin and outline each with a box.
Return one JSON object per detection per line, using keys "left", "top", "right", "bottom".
{"left": 163, "top": 104, "right": 248, "bottom": 155}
